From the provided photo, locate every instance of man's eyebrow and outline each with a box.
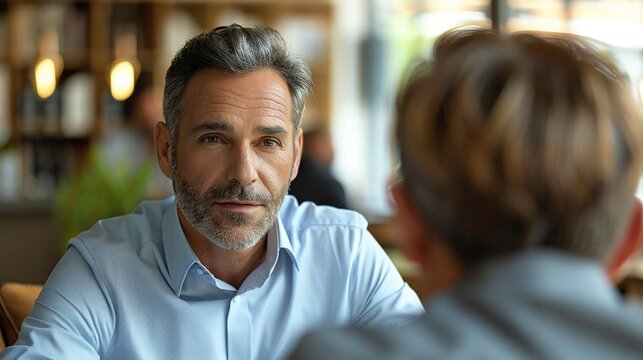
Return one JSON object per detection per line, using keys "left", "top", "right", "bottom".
{"left": 256, "top": 125, "right": 288, "bottom": 136}
{"left": 190, "top": 121, "right": 231, "bottom": 134}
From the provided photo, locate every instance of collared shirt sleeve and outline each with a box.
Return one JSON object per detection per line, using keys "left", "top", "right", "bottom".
{"left": 0, "top": 245, "right": 113, "bottom": 359}
{"left": 348, "top": 229, "right": 424, "bottom": 327}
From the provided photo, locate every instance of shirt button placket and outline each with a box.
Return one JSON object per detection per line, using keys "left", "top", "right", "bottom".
{"left": 227, "top": 295, "right": 251, "bottom": 359}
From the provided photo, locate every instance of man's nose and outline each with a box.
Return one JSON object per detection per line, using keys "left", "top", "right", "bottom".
{"left": 227, "top": 143, "right": 258, "bottom": 186}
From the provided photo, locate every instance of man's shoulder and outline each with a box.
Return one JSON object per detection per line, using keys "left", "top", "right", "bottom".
{"left": 277, "top": 197, "right": 375, "bottom": 263}
{"left": 279, "top": 195, "right": 367, "bottom": 230}
{"left": 69, "top": 197, "right": 174, "bottom": 257}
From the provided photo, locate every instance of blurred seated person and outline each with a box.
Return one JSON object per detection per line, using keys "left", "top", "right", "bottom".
{"left": 289, "top": 126, "right": 348, "bottom": 208}
{"left": 290, "top": 28, "right": 643, "bottom": 359}
{"left": 53, "top": 80, "right": 174, "bottom": 243}
{"left": 101, "top": 77, "right": 173, "bottom": 199}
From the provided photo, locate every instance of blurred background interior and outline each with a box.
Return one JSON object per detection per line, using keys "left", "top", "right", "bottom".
{"left": 0, "top": 0, "right": 642, "bottom": 300}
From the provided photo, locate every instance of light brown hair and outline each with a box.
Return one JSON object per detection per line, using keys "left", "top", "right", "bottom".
{"left": 397, "top": 28, "right": 643, "bottom": 267}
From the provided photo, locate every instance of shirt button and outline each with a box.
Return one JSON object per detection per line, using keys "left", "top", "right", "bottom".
{"left": 232, "top": 296, "right": 238, "bottom": 303}
{"left": 196, "top": 268, "right": 205, "bottom": 275}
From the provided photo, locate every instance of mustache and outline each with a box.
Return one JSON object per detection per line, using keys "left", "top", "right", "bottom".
{"left": 203, "top": 182, "right": 271, "bottom": 206}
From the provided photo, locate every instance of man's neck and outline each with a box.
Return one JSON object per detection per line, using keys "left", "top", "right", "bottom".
{"left": 178, "top": 211, "right": 268, "bottom": 289}
{"left": 195, "top": 237, "right": 267, "bottom": 289}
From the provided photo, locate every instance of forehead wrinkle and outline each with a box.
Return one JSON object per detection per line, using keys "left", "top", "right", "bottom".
{"left": 194, "top": 104, "right": 289, "bottom": 126}
{"left": 191, "top": 98, "right": 287, "bottom": 118}
{"left": 262, "top": 86, "right": 290, "bottom": 108}
{"left": 208, "top": 87, "right": 290, "bottom": 113}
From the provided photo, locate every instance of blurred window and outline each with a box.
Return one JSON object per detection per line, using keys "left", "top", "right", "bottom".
{"left": 337, "top": 0, "right": 642, "bottom": 215}
{"left": 508, "top": 0, "right": 643, "bottom": 196}
{"left": 386, "top": 0, "right": 491, "bottom": 82}
{"left": 508, "top": 0, "right": 642, "bottom": 48}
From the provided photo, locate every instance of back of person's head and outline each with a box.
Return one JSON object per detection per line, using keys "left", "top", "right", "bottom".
{"left": 396, "top": 27, "right": 643, "bottom": 268}
{"left": 124, "top": 73, "right": 163, "bottom": 136}
{"left": 163, "top": 24, "right": 313, "bottom": 142}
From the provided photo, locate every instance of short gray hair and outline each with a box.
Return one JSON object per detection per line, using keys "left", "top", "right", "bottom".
{"left": 163, "top": 24, "right": 313, "bottom": 142}
{"left": 397, "top": 28, "right": 643, "bottom": 267}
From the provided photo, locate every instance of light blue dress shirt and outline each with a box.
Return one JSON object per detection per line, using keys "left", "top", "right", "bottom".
{"left": 0, "top": 196, "right": 423, "bottom": 360}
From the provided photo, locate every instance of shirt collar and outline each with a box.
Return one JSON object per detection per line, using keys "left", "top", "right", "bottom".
{"left": 276, "top": 215, "right": 300, "bottom": 272}
{"left": 162, "top": 202, "right": 198, "bottom": 297}
{"left": 162, "top": 200, "right": 300, "bottom": 297}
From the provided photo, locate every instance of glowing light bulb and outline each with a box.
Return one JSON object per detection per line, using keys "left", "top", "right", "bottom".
{"left": 34, "top": 58, "right": 57, "bottom": 99}
{"left": 110, "top": 60, "right": 136, "bottom": 101}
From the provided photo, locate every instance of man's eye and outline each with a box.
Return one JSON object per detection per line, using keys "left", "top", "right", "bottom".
{"left": 201, "top": 135, "right": 222, "bottom": 144}
{"left": 263, "top": 139, "right": 280, "bottom": 148}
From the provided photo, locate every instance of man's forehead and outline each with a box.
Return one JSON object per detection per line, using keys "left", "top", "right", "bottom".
{"left": 189, "top": 68, "right": 290, "bottom": 97}
{"left": 181, "top": 68, "right": 294, "bottom": 132}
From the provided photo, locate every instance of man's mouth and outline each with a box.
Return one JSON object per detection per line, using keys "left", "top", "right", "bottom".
{"left": 214, "top": 199, "right": 263, "bottom": 212}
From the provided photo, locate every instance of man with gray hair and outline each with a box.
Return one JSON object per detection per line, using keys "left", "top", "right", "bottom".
{"left": 0, "top": 24, "right": 422, "bottom": 360}
{"left": 290, "top": 28, "right": 643, "bottom": 359}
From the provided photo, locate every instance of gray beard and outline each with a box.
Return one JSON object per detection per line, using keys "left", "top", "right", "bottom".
{"left": 173, "top": 173, "right": 288, "bottom": 250}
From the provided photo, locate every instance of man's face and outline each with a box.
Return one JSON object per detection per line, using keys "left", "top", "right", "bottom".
{"left": 160, "top": 68, "right": 302, "bottom": 250}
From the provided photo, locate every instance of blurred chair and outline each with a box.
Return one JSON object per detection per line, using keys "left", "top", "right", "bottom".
{"left": 0, "top": 283, "right": 42, "bottom": 349}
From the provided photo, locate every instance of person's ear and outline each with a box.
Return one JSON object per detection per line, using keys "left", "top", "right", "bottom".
{"left": 290, "top": 128, "right": 303, "bottom": 181}
{"left": 609, "top": 198, "right": 643, "bottom": 281}
{"left": 155, "top": 121, "right": 173, "bottom": 179}
{"left": 390, "top": 181, "right": 430, "bottom": 264}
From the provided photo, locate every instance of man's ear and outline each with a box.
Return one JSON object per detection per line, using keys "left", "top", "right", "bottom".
{"left": 154, "top": 121, "right": 173, "bottom": 179}
{"left": 609, "top": 198, "right": 643, "bottom": 280}
{"left": 390, "top": 182, "right": 430, "bottom": 264}
{"left": 290, "top": 128, "right": 303, "bottom": 181}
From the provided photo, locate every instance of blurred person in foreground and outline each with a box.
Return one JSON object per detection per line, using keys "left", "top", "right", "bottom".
{"left": 289, "top": 126, "right": 348, "bottom": 208}
{"left": 0, "top": 24, "right": 422, "bottom": 360}
{"left": 290, "top": 28, "right": 643, "bottom": 359}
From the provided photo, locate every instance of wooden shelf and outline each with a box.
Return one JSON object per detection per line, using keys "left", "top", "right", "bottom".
{"left": 2, "top": 0, "right": 333, "bottom": 202}
{"left": 18, "top": 133, "right": 91, "bottom": 142}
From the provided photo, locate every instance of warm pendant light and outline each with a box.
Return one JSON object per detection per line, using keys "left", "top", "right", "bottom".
{"left": 110, "top": 60, "right": 136, "bottom": 101}
{"left": 108, "top": 31, "right": 140, "bottom": 101}
{"left": 34, "top": 31, "right": 63, "bottom": 99}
